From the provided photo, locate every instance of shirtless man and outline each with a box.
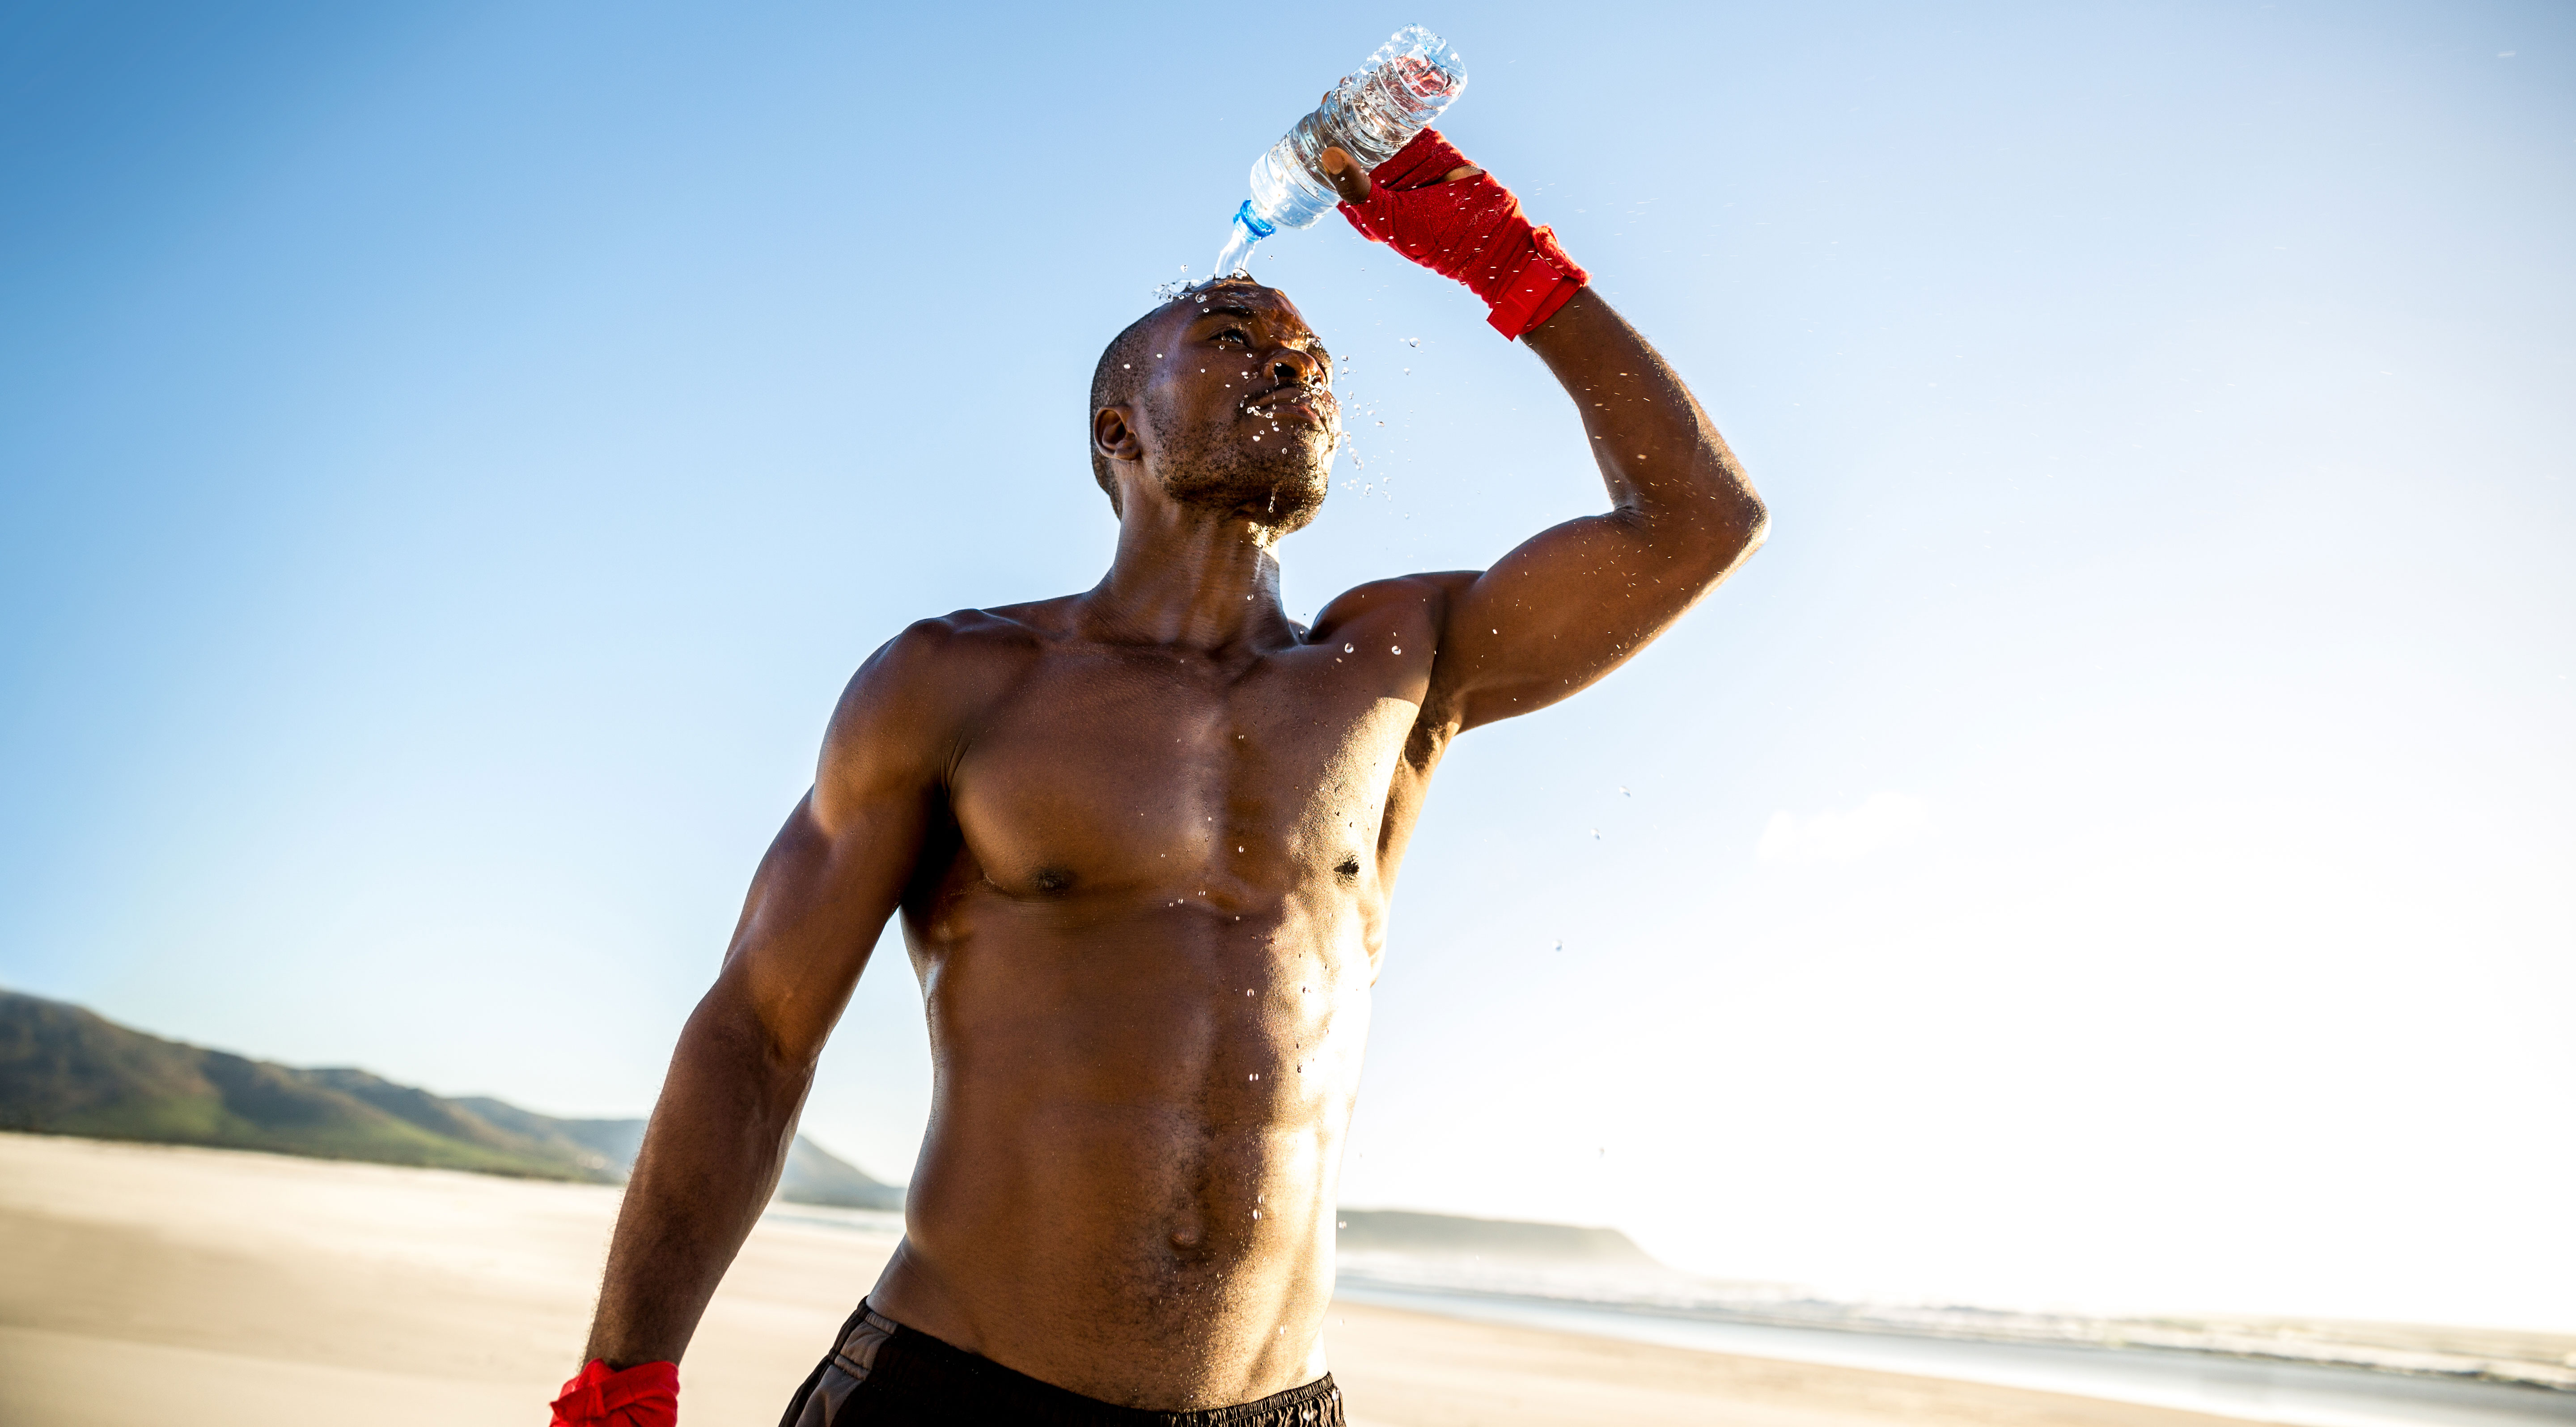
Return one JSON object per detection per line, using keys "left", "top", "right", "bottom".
{"left": 548, "top": 132, "right": 1766, "bottom": 1427}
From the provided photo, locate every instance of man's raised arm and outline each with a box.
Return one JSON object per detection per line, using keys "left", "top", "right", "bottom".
{"left": 1434, "top": 286, "right": 1764, "bottom": 729}
{"left": 1321, "top": 135, "right": 1767, "bottom": 732}
{"left": 556, "top": 626, "right": 958, "bottom": 1421}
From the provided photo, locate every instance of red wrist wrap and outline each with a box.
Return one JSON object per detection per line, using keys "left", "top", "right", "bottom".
{"left": 549, "top": 1359, "right": 678, "bottom": 1427}
{"left": 1337, "top": 127, "right": 1588, "bottom": 340}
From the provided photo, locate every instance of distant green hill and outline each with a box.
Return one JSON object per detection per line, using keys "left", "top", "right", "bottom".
{"left": 0, "top": 989, "right": 902, "bottom": 1210}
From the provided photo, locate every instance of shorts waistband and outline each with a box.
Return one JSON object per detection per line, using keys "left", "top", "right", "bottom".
{"left": 784, "top": 1300, "right": 1343, "bottom": 1427}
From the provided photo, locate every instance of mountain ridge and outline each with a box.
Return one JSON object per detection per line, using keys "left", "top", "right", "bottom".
{"left": 0, "top": 988, "right": 901, "bottom": 1209}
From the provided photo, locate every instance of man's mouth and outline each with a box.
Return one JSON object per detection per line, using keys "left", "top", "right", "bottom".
{"left": 1243, "top": 384, "right": 1337, "bottom": 428}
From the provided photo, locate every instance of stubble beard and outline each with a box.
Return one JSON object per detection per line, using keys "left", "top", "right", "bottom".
{"left": 1149, "top": 405, "right": 1334, "bottom": 535}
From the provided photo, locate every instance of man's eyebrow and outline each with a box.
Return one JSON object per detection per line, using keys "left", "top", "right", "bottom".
{"left": 1189, "top": 306, "right": 1322, "bottom": 350}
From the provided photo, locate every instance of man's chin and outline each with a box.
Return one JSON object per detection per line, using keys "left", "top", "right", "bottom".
{"left": 1163, "top": 464, "right": 1326, "bottom": 527}
{"left": 1258, "top": 473, "right": 1329, "bottom": 533}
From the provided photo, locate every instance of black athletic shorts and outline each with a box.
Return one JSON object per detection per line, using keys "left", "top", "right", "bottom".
{"left": 778, "top": 1301, "right": 1345, "bottom": 1427}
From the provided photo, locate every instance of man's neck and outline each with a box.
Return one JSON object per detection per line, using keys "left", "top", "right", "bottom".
{"left": 1085, "top": 501, "right": 1295, "bottom": 652}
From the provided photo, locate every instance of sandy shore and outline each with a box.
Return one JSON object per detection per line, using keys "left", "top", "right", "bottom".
{"left": 0, "top": 1132, "right": 2256, "bottom": 1426}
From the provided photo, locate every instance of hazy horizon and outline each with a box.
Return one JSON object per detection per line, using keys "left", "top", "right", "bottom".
{"left": 4, "top": 2, "right": 2568, "bottom": 1333}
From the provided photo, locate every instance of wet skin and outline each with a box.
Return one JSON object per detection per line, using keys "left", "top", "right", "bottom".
{"left": 585, "top": 151, "right": 1767, "bottom": 1411}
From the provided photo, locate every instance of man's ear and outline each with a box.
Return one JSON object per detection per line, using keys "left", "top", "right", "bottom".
{"left": 1093, "top": 404, "right": 1144, "bottom": 467}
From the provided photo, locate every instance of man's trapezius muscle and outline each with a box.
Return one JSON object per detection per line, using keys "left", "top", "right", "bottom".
{"left": 557, "top": 130, "right": 1767, "bottom": 1425}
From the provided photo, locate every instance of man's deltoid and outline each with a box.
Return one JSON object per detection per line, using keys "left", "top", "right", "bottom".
{"left": 548, "top": 128, "right": 1767, "bottom": 1427}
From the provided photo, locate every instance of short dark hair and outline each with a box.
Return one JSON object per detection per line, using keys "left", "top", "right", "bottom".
{"left": 1087, "top": 307, "right": 1168, "bottom": 515}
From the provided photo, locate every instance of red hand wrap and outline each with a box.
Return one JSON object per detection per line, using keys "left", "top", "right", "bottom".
{"left": 548, "top": 1359, "right": 678, "bottom": 1427}
{"left": 1338, "top": 128, "right": 1588, "bottom": 340}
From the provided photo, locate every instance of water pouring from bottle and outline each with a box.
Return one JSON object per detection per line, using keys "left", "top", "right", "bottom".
{"left": 1212, "top": 25, "right": 1468, "bottom": 278}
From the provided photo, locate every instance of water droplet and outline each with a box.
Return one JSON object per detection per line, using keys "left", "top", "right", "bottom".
{"left": 1249, "top": 1072, "right": 1260, "bottom": 1080}
{"left": 1391, "top": 646, "right": 1401, "bottom": 654}
{"left": 1590, "top": 828, "right": 1601, "bottom": 838}
{"left": 1343, "top": 643, "right": 1355, "bottom": 653}
{"left": 1252, "top": 1208, "right": 1262, "bottom": 1218}
{"left": 1620, "top": 786, "right": 1631, "bottom": 796}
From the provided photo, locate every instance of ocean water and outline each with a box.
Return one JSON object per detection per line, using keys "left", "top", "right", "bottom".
{"left": 759, "top": 1206, "right": 2571, "bottom": 1425}
{"left": 1334, "top": 1280, "right": 2576, "bottom": 1427}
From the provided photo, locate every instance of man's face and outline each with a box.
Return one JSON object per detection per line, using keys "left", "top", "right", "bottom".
{"left": 1131, "top": 282, "right": 1339, "bottom": 532}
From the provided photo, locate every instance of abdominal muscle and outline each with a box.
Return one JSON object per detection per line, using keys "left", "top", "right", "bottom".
{"left": 862, "top": 891, "right": 1373, "bottom": 1411}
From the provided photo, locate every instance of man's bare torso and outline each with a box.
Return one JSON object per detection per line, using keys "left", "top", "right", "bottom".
{"left": 577, "top": 265, "right": 1764, "bottom": 1421}
{"left": 869, "top": 578, "right": 1457, "bottom": 1406}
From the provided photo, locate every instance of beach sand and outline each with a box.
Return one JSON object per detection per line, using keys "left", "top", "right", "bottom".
{"left": 0, "top": 1132, "right": 2256, "bottom": 1426}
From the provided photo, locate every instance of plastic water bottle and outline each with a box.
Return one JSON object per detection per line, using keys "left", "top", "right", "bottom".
{"left": 1213, "top": 25, "right": 1468, "bottom": 279}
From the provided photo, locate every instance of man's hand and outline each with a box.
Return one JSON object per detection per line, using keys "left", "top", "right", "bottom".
{"left": 1318, "top": 132, "right": 1585, "bottom": 339}
{"left": 1318, "top": 143, "right": 1479, "bottom": 198}
{"left": 549, "top": 1359, "right": 678, "bottom": 1427}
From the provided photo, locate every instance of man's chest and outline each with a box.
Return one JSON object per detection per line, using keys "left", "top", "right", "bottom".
{"left": 945, "top": 648, "right": 1430, "bottom": 897}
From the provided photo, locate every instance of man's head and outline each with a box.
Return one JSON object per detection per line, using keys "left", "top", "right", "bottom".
{"left": 1089, "top": 280, "right": 1339, "bottom": 533}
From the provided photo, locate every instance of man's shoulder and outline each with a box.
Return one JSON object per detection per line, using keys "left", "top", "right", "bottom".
{"left": 848, "top": 602, "right": 1068, "bottom": 701}
{"left": 876, "top": 602, "right": 1060, "bottom": 660}
{"left": 817, "top": 604, "right": 1069, "bottom": 785}
{"left": 1308, "top": 571, "right": 1480, "bottom": 639}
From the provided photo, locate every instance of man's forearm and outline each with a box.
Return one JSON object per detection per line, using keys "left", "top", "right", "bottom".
{"left": 584, "top": 990, "right": 812, "bottom": 1366}
{"left": 1524, "top": 288, "right": 1766, "bottom": 552}
{"left": 1320, "top": 127, "right": 1760, "bottom": 549}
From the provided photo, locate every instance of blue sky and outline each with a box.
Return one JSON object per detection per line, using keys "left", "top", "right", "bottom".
{"left": 4, "top": 1, "right": 2569, "bottom": 1329}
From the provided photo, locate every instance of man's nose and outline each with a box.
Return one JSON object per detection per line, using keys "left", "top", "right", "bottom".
{"left": 1268, "top": 346, "right": 1322, "bottom": 389}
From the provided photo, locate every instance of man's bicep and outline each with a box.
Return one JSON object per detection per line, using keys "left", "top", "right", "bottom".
{"left": 1435, "top": 511, "right": 1695, "bottom": 730}
{"left": 721, "top": 792, "right": 931, "bottom": 1049}
{"left": 717, "top": 631, "right": 957, "bottom": 1060}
